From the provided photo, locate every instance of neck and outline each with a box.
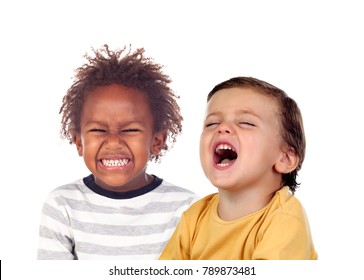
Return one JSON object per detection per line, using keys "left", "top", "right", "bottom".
{"left": 217, "top": 185, "right": 281, "bottom": 221}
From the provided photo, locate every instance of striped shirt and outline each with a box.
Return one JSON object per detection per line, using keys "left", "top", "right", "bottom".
{"left": 37, "top": 175, "right": 199, "bottom": 260}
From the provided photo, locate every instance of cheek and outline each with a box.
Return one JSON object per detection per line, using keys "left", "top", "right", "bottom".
{"left": 81, "top": 137, "right": 102, "bottom": 156}
{"left": 199, "top": 133, "right": 211, "bottom": 163}
{"left": 130, "top": 137, "right": 154, "bottom": 159}
{"left": 199, "top": 132, "right": 206, "bottom": 152}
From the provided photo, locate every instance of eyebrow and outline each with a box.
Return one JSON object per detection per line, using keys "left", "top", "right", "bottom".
{"left": 206, "top": 109, "right": 262, "bottom": 120}
{"left": 84, "top": 120, "right": 146, "bottom": 127}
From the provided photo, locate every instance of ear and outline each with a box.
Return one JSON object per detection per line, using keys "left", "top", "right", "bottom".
{"left": 150, "top": 131, "right": 167, "bottom": 155}
{"left": 274, "top": 146, "right": 299, "bottom": 174}
{"left": 74, "top": 133, "right": 83, "bottom": 157}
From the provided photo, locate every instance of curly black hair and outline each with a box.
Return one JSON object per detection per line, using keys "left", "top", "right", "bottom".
{"left": 60, "top": 44, "right": 182, "bottom": 161}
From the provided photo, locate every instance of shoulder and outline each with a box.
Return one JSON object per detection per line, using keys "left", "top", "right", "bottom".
{"left": 43, "top": 178, "right": 91, "bottom": 205}
{"left": 51, "top": 178, "right": 89, "bottom": 193}
{"left": 254, "top": 188, "right": 316, "bottom": 259}
{"left": 156, "top": 180, "right": 197, "bottom": 195}
{"left": 277, "top": 187, "right": 305, "bottom": 214}
{"left": 40, "top": 179, "right": 89, "bottom": 225}
{"left": 153, "top": 179, "right": 200, "bottom": 202}
{"left": 183, "top": 193, "right": 218, "bottom": 219}
{"left": 267, "top": 187, "right": 310, "bottom": 226}
{"left": 191, "top": 193, "right": 217, "bottom": 208}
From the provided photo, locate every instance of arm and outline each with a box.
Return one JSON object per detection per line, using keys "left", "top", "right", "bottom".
{"left": 37, "top": 193, "right": 76, "bottom": 260}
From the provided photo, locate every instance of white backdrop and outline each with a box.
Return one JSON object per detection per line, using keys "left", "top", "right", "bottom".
{"left": 1, "top": 0, "right": 363, "bottom": 276}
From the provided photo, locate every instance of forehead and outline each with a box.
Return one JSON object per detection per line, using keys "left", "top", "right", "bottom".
{"left": 86, "top": 83, "right": 148, "bottom": 103}
{"left": 206, "top": 87, "right": 279, "bottom": 116}
{"left": 85, "top": 84, "right": 149, "bottom": 107}
{"left": 81, "top": 84, "right": 153, "bottom": 121}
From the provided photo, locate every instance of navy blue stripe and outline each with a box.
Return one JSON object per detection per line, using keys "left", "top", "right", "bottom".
{"left": 83, "top": 174, "right": 162, "bottom": 199}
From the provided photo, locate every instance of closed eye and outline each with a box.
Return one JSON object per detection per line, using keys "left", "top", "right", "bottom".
{"left": 205, "top": 123, "right": 219, "bottom": 128}
{"left": 89, "top": 128, "right": 106, "bottom": 132}
{"left": 121, "top": 128, "right": 141, "bottom": 133}
{"left": 239, "top": 122, "right": 255, "bottom": 127}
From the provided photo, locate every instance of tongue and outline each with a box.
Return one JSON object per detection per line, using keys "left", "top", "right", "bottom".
{"left": 220, "top": 158, "right": 235, "bottom": 164}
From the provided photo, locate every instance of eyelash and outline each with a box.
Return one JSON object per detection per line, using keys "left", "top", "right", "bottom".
{"left": 239, "top": 122, "right": 255, "bottom": 127}
{"left": 205, "top": 123, "right": 218, "bottom": 127}
{"left": 89, "top": 128, "right": 141, "bottom": 133}
{"left": 122, "top": 129, "right": 140, "bottom": 133}
{"left": 205, "top": 122, "right": 255, "bottom": 128}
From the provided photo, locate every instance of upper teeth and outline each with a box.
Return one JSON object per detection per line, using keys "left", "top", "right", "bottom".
{"left": 215, "top": 144, "right": 235, "bottom": 153}
{"left": 102, "top": 159, "right": 129, "bottom": 167}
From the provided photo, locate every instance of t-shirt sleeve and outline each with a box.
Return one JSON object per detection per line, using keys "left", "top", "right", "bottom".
{"left": 252, "top": 212, "right": 314, "bottom": 260}
{"left": 37, "top": 192, "right": 75, "bottom": 260}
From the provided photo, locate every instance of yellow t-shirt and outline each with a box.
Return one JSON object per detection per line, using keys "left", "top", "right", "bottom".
{"left": 159, "top": 187, "right": 317, "bottom": 260}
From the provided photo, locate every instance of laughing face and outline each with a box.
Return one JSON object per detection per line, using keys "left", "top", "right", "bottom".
{"left": 75, "top": 84, "right": 165, "bottom": 192}
{"left": 200, "top": 87, "right": 285, "bottom": 192}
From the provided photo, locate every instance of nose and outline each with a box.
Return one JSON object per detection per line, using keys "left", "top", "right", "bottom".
{"left": 218, "top": 123, "right": 233, "bottom": 134}
{"left": 104, "top": 133, "right": 124, "bottom": 148}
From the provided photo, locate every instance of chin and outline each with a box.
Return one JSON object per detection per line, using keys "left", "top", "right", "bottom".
{"left": 209, "top": 177, "right": 233, "bottom": 190}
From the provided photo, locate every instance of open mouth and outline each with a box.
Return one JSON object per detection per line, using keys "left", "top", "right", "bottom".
{"left": 101, "top": 158, "right": 130, "bottom": 167}
{"left": 214, "top": 143, "right": 238, "bottom": 167}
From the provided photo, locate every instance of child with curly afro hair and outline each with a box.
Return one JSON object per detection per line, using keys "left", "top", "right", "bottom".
{"left": 38, "top": 45, "right": 198, "bottom": 260}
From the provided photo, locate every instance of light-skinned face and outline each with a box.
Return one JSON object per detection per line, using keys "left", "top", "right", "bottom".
{"left": 75, "top": 84, "right": 165, "bottom": 192}
{"left": 200, "top": 87, "right": 286, "bottom": 193}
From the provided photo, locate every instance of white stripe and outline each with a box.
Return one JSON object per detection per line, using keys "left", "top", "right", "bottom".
{"left": 68, "top": 209, "right": 181, "bottom": 225}
{"left": 71, "top": 227, "right": 176, "bottom": 247}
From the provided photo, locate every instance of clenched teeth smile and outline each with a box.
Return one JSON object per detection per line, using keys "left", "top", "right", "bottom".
{"left": 101, "top": 159, "right": 129, "bottom": 167}
{"left": 214, "top": 144, "right": 238, "bottom": 167}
